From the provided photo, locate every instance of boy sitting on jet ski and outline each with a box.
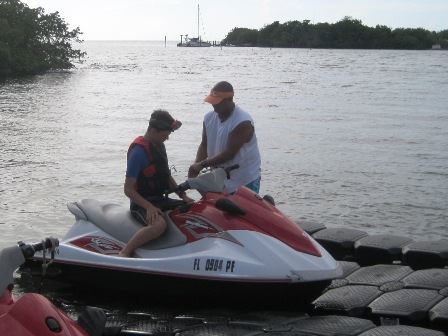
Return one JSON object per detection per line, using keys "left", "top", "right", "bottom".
{"left": 118, "top": 110, "right": 194, "bottom": 257}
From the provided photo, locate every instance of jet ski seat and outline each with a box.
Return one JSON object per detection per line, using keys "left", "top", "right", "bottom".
{"left": 68, "top": 199, "right": 187, "bottom": 250}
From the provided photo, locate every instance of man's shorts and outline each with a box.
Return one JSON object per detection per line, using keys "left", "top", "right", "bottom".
{"left": 245, "top": 176, "right": 261, "bottom": 194}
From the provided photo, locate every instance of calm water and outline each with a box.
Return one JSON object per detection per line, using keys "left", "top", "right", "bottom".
{"left": 1, "top": 41, "right": 447, "bottom": 246}
{"left": 1, "top": 40, "right": 448, "bottom": 326}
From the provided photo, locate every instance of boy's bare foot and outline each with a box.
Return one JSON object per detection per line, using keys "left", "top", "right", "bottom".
{"left": 117, "top": 251, "right": 131, "bottom": 257}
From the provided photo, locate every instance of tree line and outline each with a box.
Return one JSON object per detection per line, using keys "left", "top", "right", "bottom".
{"left": 221, "top": 17, "right": 448, "bottom": 49}
{"left": 0, "top": 0, "right": 84, "bottom": 77}
{"left": 2, "top": 1, "right": 447, "bottom": 77}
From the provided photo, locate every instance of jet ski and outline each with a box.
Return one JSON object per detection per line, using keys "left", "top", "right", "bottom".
{"left": 25, "top": 165, "right": 343, "bottom": 307}
{"left": 0, "top": 238, "right": 110, "bottom": 336}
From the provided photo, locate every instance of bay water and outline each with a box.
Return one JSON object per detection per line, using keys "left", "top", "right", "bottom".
{"left": 1, "top": 41, "right": 447, "bottom": 244}
{"left": 1, "top": 41, "right": 448, "bottom": 316}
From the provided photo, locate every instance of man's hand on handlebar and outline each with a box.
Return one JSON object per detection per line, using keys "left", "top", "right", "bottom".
{"left": 181, "top": 194, "right": 195, "bottom": 204}
{"left": 188, "top": 163, "right": 240, "bottom": 179}
{"left": 188, "top": 162, "right": 203, "bottom": 178}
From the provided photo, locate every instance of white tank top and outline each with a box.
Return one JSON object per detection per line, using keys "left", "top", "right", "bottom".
{"left": 204, "top": 105, "right": 261, "bottom": 193}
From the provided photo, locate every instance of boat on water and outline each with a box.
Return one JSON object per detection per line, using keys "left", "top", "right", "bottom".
{"left": 177, "top": 34, "right": 211, "bottom": 47}
{"left": 177, "top": 5, "right": 211, "bottom": 47}
{"left": 23, "top": 166, "right": 342, "bottom": 306}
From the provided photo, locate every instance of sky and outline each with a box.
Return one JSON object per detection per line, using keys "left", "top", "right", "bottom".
{"left": 23, "top": 0, "right": 448, "bottom": 41}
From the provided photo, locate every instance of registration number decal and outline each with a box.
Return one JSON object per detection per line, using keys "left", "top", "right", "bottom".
{"left": 193, "top": 258, "right": 235, "bottom": 273}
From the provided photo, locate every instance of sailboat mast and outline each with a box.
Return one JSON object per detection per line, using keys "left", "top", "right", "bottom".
{"left": 197, "top": 4, "right": 200, "bottom": 42}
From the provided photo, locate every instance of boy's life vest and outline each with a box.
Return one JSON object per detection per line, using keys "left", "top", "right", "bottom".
{"left": 127, "top": 136, "right": 171, "bottom": 198}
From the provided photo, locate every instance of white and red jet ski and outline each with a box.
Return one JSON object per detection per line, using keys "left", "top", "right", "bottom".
{"left": 27, "top": 166, "right": 343, "bottom": 306}
{"left": 0, "top": 238, "right": 109, "bottom": 336}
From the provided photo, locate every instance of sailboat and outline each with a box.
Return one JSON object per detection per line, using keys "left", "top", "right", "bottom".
{"left": 177, "top": 5, "right": 211, "bottom": 47}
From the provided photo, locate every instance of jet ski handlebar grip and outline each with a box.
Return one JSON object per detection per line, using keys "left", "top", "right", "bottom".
{"left": 18, "top": 237, "right": 59, "bottom": 258}
{"left": 224, "top": 164, "right": 240, "bottom": 173}
{"left": 224, "top": 164, "right": 239, "bottom": 179}
{"left": 165, "top": 182, "right": 190, "bottom": 195}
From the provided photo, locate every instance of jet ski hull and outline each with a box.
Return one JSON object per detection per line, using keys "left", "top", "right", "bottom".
{"left": 22, "top": 168, "right": 343, "bottom": 307}
{"left": 24, "top": 258, "right": 333, "bottom": 309}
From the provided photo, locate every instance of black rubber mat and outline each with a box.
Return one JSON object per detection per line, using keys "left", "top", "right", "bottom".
{"left": 296, "top": 220, "right": 326, "bottom": 235}
{"left": 338, "top": 260, "right": 361, "bottom": 278}
{"left": 358, "top": 325, "right": 446, "bottom": 335}
{"left": 429, "top": 296, "right": 448, "bottom": 331}
{"left": 288, "top": 315, "right": 376, "bottom": 335}
{"left": 402, "top": 240, "right": 448, "bottom": 269}
{"left": 354, "top": 234, "right": 413, "bottom": 266}
{"left": 368, "top": 288, "right": 444, "bottom": 323}
{"left": 346, "top": 265, "right": 413, "bottom": 286}
{"left": 312, "top": 285, "right": 383, "bottom": 317}
{"left": 402, "top": 268, "right": 448, "bottom": 290}
{"left": 175, "top": 321, "right": 266, "bottom": 335}
{"left": 312, "top": 228, "right": 368, "bottom": 260}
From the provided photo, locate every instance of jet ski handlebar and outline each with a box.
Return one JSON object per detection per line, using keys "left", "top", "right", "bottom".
{"left": 223, "top": 164, "right": 240, "bottom": 178}
{"left": 165, "top": 164, "right": 240, "bottom": 196}
{"left": 17, "top": 237, "right": 59, "bottom": 258}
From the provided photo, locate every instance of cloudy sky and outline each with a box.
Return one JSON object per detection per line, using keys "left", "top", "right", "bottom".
{"left": 24, "top": 0, "right": 448, "bottom": 41}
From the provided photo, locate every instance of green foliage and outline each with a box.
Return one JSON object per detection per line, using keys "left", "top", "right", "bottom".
{"left": 0, "top": 0, "right": 85, "bottom": 76}
{"left": 0, "top": 41, "right": 12, "bottom": 70}
{"left": 224, "top": 27, "right": 259, "bottom": 46}
{"left": 221, "top": 16, "right": 447, "bottom": 50}
{"left": 435, "top": 29, "right": 448, "bottom": 48}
